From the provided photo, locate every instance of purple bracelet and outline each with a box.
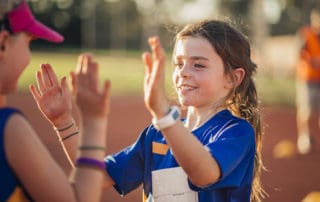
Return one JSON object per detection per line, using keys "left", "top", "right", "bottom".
{"left": 76, "top": 157, "right": 106, "bottom": 171}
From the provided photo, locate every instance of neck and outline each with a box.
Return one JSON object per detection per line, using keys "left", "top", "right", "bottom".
{"left": 185, "top": 105, "right": 226, "bottom": 131}
{"left": 0, "top": 95, "right": 6, "bottom": 107}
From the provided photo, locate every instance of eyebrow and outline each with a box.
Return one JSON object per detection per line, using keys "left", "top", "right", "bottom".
{"left": 174, "top": 56, "right": 209, "bottom": 61}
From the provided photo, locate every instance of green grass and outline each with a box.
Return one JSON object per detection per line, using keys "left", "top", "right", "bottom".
{"left": 20, "top": 50, "right": 296, "bottom": 106}
{"left": 20, "top": 51, "right": 145, "bottom": 96}
{"left": 20, "top": 50, "right": 174, "bottom": 96}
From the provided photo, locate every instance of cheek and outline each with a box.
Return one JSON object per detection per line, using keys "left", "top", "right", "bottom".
{"left": 172, "top": 70, "right": 179, "bottom": 86}
{"left": 24, "top": 48, "right": 31, "bottom": 65}
{"left": 14, "top": 54, "right": 30, "bottom": 80}
{"left": 19, "top": 49, "right": 31, "bottom": 71}
{"left": 12, "top": 42, "right": 31, "bottom": 71}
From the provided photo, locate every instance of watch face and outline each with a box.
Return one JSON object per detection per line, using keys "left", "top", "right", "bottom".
{"left": 172, "top": 109, "right": 180, "bottom": 120}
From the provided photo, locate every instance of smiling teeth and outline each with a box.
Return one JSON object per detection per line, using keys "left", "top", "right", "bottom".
{"left": 180, "top": 86, "right": 194, "bottom": 90}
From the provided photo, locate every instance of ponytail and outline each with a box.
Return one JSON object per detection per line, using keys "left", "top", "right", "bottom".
{"left": 230, "top": 76, "right": 265, "bottom": 202}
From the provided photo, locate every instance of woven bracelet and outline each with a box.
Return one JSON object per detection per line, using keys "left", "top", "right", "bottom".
{"left": 54, "top": 121, "right": 74, "bottom": 132}
{"left": 79, "top": 145, "right": 106, "bottom": 151}
{"left": 59, "top": 131, "right": 79, "bottom": 142}
{"left": 76, "top": 157, "right": 106, "bottom": 171}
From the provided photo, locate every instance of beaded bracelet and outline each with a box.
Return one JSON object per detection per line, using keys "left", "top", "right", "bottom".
{"left": 59, "top": 131, "right": 79, "bottom": 142}
{"left": 79, "top": 145, "right": 106, "bottom": 151}
{"left": 76, "top": 157, "right": 106, "bottom": 171}
{"left": 54, "top": 121, "right": 74, "bottom": 132}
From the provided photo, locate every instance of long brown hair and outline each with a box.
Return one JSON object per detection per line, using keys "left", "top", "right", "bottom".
{"left": 174, "top": 20, "right": 265, "bottom": 202}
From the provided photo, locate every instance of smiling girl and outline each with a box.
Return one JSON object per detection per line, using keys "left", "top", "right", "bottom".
{"left": 35, "top": 19, "right": 264, "bottom": 202}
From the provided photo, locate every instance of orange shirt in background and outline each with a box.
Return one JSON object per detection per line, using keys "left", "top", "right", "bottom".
{"left": 297, "top": 26, "right": 320, "bottom": 82}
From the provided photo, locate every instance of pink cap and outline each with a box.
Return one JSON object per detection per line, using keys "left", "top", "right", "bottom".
{"left": 7, "top": 0, "right": 64, "bottom": 43}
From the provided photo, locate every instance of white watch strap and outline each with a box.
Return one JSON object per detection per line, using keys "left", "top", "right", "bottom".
{"left": 152, "top": 106, "right": 181, "bottom": 130}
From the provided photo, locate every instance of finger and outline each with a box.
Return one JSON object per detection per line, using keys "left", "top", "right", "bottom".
{"left": 81, "top": 53, "right": 94, "bottom": 74}
{"left": 36, "top": 69, "right": 46, "bottom": 93}
{"left": 88, "top": 61, "right": 99, "bottom": 91}
{"left": 75, "top": 54, "right": 84, "bottom": 74}
{"left": 142, "top": 52, "right": 152, "bottom": 74}
{"left": 149, "top": 37, "right": 165, "bottom": 79}
{"left": 149, "top": 36, "right": 165, "bottom": 65}
{"left": 41, "top": 64, "right": 53, "bottom": 87}
{"left": 69, "top": 71, "right": 77, "bottom": 94}
{"left": 148, "top": 37, "right": 159, "bottom": 60}
{"left": 102, "top": 80, "right": 111, "bottom": 101}
{"left": 43, "top": 63, "right": 60, "bottom": 87}
{"left": 142, "top": 52, "right": 152, "bottom": 86}
{"left": 75, "top": 53, "right": 98, "bottom": 95}
{"left": 77, "top": 54, "right": 98, "bottom": 92}
{"left": 61, "top": 76, "right": 70, "bottom": 98}
{"left": 76, "top": 53, "right": 91, "bottom": 74}
{"left": 29, "top": 84, "right": 41, "bottom": 101}
{"left": 68, "top": 72, "right": 78, "bottom": 106}
{"left": 82, "top": 54, "right": 89, "bottom": 74}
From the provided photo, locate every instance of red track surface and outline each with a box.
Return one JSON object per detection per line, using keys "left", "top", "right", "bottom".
{"left": 7, "top": 93, "right": 320, "bottom": 202}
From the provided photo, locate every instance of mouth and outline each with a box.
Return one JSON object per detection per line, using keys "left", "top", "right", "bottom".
{"left": 178, "top": 84, "right": 197, "bottom": 92}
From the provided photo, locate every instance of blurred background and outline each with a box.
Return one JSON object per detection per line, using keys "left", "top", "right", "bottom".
{"left": 26, "top": 0, "right": 320, "bottom": 104}
{"left": 13, "top": 0, "right": 320, "bottom": 201}
{"left": 29, "top": 0, "right": 313, "bottom": 51}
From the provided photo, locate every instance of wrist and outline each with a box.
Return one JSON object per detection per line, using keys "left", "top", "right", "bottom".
{"left": 150, "top": 104, "right": 171, "bottom": 119}
{"left": 82, "top": 117, "right": 107, "bottom": 131}
{"left": 52, "top": 115, "right": 75, "bottom": 129}
{"left": 81, "top": 119, "right": 107, "bottom": 143}
{"left": 53, "top": 118, "right": 75, "bottom": 132}
{"left": 152, "top": 105, "right": 181, "bottom": 130}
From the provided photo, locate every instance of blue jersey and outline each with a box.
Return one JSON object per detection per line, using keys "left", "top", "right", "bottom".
{"left": 0, "top": 108, "right": 32, "bottom": 202}
{"left": 105, "top": 109, "right": 255, "bottom": 202}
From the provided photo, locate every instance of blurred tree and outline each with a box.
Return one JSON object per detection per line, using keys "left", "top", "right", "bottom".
{"left": 106, "top": 0, "right": 143, "bottom": 50}
{"left": 81, "top": 0, "right": 96, "bottom": 49}
{"left": 30, "top": 0, "right": 142, "bottom": 50}
{"left": 30, "top": 0, "right": 82, "bottom": 49}
{"left": 28, "top": 0, "right": 320, "bottom": 50}
{"left": 270, "top": 0, "right": 320, "bottom": 35}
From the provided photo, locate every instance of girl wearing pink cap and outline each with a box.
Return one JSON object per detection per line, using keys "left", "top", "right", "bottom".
{"left": 0, "top": 0, "right": 110, "bottom": 201}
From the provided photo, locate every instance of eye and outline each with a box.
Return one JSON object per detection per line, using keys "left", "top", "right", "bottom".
{"left": 174, "top": 62, "right": 184, "bottom": 69}
{"left": 194, "top": 63, "right": 205, "bottom": 68}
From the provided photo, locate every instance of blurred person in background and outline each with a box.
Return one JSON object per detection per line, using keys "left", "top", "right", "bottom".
{"left": 0, "top": 0, "right": 110, "bottom": 201}
{"left": 295, "top": 8, "right": 320, "bottom": 154}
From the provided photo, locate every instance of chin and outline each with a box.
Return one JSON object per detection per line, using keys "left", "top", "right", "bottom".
{"left": 178, "top": 98, "right": 194, "bottom": 107}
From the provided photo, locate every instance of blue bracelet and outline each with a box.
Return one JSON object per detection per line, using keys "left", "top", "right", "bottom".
{"left": 76, "top": 157, "right": 105, "bottom": 171}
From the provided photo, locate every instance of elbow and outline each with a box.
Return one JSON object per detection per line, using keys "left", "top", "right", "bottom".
{"left": 189, "top": 168, "right": 220, "bottom": 187}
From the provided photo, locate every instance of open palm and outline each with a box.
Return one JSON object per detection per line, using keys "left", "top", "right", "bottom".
{"left": 30, "top": 64, "right": 72, "bottom": 127}
{"left": 142, "top": 36, "right": 169, "bottom": 118}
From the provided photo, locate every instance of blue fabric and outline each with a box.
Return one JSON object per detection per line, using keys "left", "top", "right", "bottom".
{"left": 105, "top": 109, "right": 255, "bottom": 202}
{"left": 0, "top": 107, "right": 31, "bottom": 201}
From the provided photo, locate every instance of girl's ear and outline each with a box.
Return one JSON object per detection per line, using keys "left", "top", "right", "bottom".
{"left": 225, "top": 67, "right": 245, "bottom": 89}
{"left": 232, "top": 67, "right": 245, "bottom": 87}
{"left": 0, "top": 31, "right": 9, "bottom": 59}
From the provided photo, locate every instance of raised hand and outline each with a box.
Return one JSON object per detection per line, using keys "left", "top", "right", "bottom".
{"left": 30, "top": 64, "right": 73, "bottom": 128}
{"left": 70, "top": 53, "right": 111, "bottom": 120}
{"left": 142, "top": 36, "right": 170, "bottom": 118}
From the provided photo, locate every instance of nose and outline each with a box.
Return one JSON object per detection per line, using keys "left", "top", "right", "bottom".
{"left": 177, "top": 64, "right": 191, "bottom": 78}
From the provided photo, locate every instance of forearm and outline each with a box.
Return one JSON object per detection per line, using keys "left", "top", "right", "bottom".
{"left": 78, "top": 119, "right": 115, "bottom": 189}
{"left": 161, "top": 121, "right": 220, "bottom": 186}
{"left": 72, "top": 117, "right": 111, "bottom": 201}
{"left": 54, "top": 118, "right": 79, "bottom": 166}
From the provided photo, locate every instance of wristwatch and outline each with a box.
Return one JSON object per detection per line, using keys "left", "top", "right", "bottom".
{"left": 152, "top": 106, "right": 181, "bottom": 130}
